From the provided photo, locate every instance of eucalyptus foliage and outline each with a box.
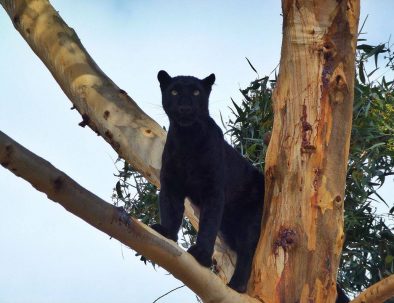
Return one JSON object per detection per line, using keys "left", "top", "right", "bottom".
{"left": 112, "top": 37, "right": 394, "bottom": 296}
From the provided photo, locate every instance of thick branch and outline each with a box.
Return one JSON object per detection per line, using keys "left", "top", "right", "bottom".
{"left": 350, "top": 275, "right": 394, "bottom": 303}
{"left": 1, "top": 0, "right": 164, "bottom": 185}
{"left": 0, "top": 0, "right": 235, "bottom": 282}
{"left": 0, "top": 130, "right": 258, "bottom": 303}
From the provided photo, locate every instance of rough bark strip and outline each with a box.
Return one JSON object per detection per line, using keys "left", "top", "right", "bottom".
{"left": 350, "top": 274, "right": 394, "bottom": 303}
{"left": 249, "top": 1, "right": 359, "bottom": 302}
{"left": 0, "top": 0, "right": 236, "bottom": 282}
{"left": 0, "top": 130, "right": 258, "bottom": 303}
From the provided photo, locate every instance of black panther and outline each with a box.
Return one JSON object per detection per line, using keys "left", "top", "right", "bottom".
{"left": 151, "top": 70, "right": 264, "bottom": 292}
{"left": 149, "top": 70, "right": 350, "bottom": 302}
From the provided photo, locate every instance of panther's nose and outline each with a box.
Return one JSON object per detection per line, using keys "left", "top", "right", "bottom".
{"left": 178, "top": 106, "right": 192, "bottom": 114}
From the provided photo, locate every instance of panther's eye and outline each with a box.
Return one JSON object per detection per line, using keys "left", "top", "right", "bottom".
{"left": 193, "top": 90, "right": 200, "bottom": 96}
{"left": 171, "top": 90, "right": 178, "bottom": 96}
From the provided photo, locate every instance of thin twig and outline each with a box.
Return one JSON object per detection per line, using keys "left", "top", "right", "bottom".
{"left": 152, "top": 285, "right": 185, "bottom": 303}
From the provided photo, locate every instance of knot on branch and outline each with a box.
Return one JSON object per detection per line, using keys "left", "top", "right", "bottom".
{"left": 273, "top": 228, "right": 297, "bottom": 254}
{"left": 118, "top": 89, "right": 128, "bottom": 96}
{"left": 334, "top": 195, "right": 342, "bottom": 208}
{"left": 103, "top": 110, "right": 110, "bottom": 120}
{"left": 12, "top": 14, "right": 20, "bottom": 27}
{"left": 113, "top": 206, "right": 132, "bottom": 227}
{"left": 313, "top": 168, "right": 322, "bottom": 191}
{"left": 266, "top": 165, "right": 277, "bottom": 180}
{"left": 329, "top": 74, "right": 349, "bottom": 105}
{"left": 104, "top": 130, "right": 113, "bottom": 139}
{"left": 1, "top": 144, "right": 13, "bottom": 168}
{"left": 321, "top": 40, "right": 336, "bottom": 89}
{"left": 78, "top": 113, "right": 90, "bottom": 128}
{"left": 142, "top": 127, "right": 154, "bottom": 138}
{"left": 104, "top": 130, "right": 120, "bottom": 151}
{"left": 53, "top": 176, "right": 64, "bottom": 191}
{"left": 300, "top": 105, "right": 316, "bottom": 154}
{"left": 323, "top": 40, "right": 336, "bottom": 61}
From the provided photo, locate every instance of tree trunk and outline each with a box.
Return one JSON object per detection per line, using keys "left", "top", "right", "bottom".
{"left": 249, "top": 1, "right": 359, "bottom": 302}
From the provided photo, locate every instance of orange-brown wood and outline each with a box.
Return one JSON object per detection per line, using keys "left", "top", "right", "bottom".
{"left": 249, "top": 1, "right": 359, "bottom": 302}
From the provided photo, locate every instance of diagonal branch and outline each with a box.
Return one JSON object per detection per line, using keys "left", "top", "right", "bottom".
{"left": 350, "top": 275, "right": 394, "bottom": 303}
{"left": 1, "top": 0, "right": 164, "bottom": 186}
{"left": 0, "top": 0, "right": 235, "bottom": 282}
{"left": 0, "top": 130, "right": 259, "bottom": 303}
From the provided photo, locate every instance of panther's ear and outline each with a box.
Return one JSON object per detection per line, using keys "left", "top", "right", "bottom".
{"left": 158, "top": 70, "right": 172, "bottom": 89}
{"left": 202, "top": 73, "right": 215, "bottom": 88}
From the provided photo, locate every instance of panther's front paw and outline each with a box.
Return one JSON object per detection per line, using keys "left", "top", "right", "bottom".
{"left": 150, "top": 224, "right": 177, "bottom": 242}
{"left": 187, "top": 244, "right": 212, "bottom": 267}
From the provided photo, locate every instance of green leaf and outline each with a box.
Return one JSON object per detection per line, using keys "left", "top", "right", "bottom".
{"left": 357, "top": 44, "right": 374, "bottom": 52}
{"left": 231, "top": 98, "right": 244, "bottom": 119}
{"left": 385, "top": 255, "right": 394, "bottom": 265}
{"left": 245, "top": 57, "right": 258, "bottom": 74}
{"left": 366, "top": 142, "right": 385, "bottom": 150}
{"left": 359, "top": 60, "right": 366, "bottom": 84}
{"left": 116, "top": 181, "right": 123, "bottom": 198}
{"left": 367, "top": 67, "right": 379, "bottom": 78}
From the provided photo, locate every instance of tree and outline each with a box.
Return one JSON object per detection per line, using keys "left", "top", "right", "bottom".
{"left": 116, "top": 29, "right": 394, "bottom": 301}
{"left": 1, "top": 0, "right": 393, "bottom": 302}
{"left": 224, "top": 23, "right": 394, "bottom": 299}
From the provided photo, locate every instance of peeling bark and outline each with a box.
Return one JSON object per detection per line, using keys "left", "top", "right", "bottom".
{"left": 249, "top": 1, "right": 360, "bottom": 302}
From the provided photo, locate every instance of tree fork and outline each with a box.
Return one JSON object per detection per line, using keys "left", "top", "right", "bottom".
{"left": 0, "top": 0, "right": 236, "bottom": 283}
{"left": 1, "top": 0, "right": 367, "bottom": 302}
{"left": 250, "top": 1, "right": 360, "bottom": 302}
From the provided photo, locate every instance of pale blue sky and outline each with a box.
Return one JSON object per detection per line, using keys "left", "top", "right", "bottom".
{"left": 0, "top": 1, "right": 393, "bottom": 302}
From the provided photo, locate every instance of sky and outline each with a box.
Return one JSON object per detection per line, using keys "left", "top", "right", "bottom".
{"left": 0, "top": 1, "right": 393, "bottom": 302}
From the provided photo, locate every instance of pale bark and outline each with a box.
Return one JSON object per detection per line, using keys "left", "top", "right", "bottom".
{"left": 350, "top": 275, "right": 394, "bottom": 303}
{"left": 0, "top": 0, "right": 235, "bottom": 283}
{"left": 249, "top": 1, "right": 360, "bottom": 303}
{"left": 2, "top": 0, "right": 164, "bottom": 185}
{"left": 0, "top": 130, "right": 257, "bottom": 303}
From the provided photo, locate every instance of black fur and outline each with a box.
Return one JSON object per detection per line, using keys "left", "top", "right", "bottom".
{"left": 336, "top": 284, "right": 350, "bottom": 303}
{"left": 151, "top": 70, "right": 264, "bottom": 292}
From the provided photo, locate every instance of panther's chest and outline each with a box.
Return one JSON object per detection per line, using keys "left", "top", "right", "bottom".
{"left": 175, "top": 156, "right": 207, "bottom": 181}
{"left": 168, "top": 152, "right": 212, "bottom": 196}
